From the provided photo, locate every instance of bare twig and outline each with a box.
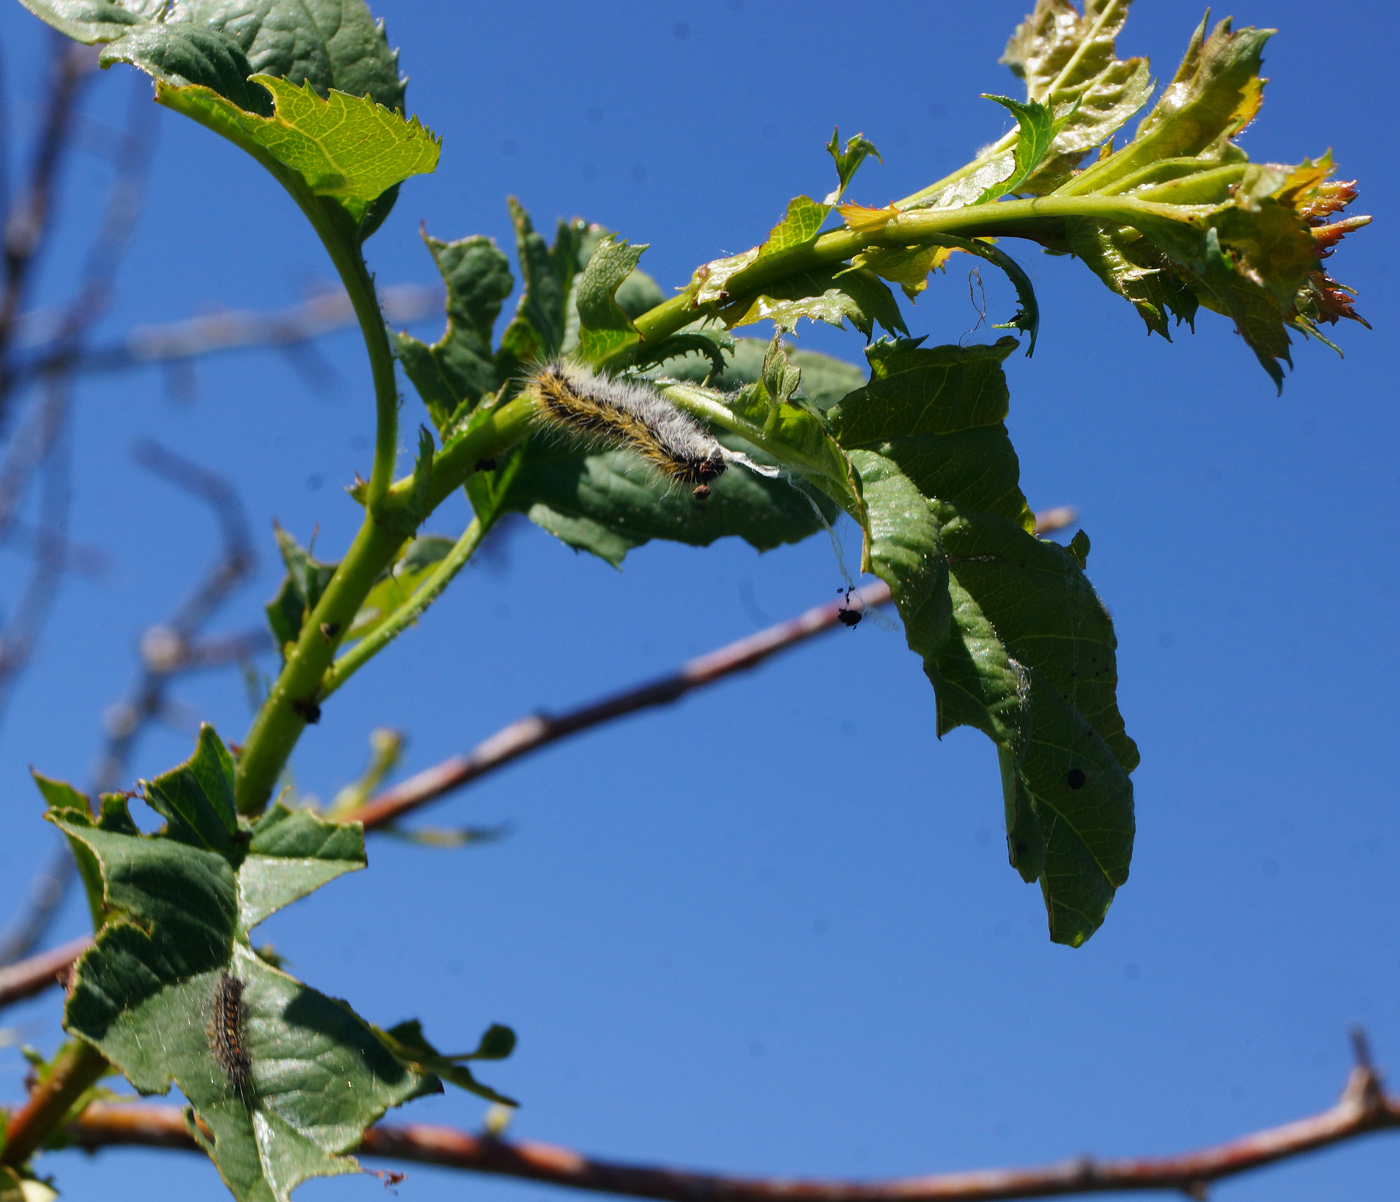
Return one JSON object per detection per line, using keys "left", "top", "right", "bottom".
{"left": 13, "top": 283, "right": 443, "bottom": 388}
{"left": 90, "top": 442, "right": 260, "bottom": 797}
{"left": 345, "top": 579, "right": 894, "bottom": 829}
{"left": 32, "top": 1052, "right": 1400, "bottom": 1201}
{"left": 0, "top": 935, "right": 88, "bottom": 1006}
{"left": 0, "top": 38, "right": 96, "bottom": 411}
{"left": 345, "top": 504, "right": 1079, "bottom": 829}
{"left": 0, "top": 517, "right": 108, "bottom": 577}
{"left": 0, "top": 384, "right": 69, "bottom": 699}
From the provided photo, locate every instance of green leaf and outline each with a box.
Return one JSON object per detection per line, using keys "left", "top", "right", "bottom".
{"left": 825, "top": 128, "right": 882, "bottom": 202}
{"left": 1106, "top": 15, "right": 1268, "bottom": 185}
{"left": 496, "top": 201, "right": 588, "bottom": 372}
{"left": 153, "top": 75, "right": 439, "bottom": 224}
{"left": 265, "top": 526, "right": 338, "bottom": 660}
{"left": 720, "top": 265, "right": 908, "bottom": 339}
{"left": 32, "top": 773, "right": 105, "bottom": 931}
{"left": 827, "top": 337, "right": 1035, "bottom": 529}
{"left": 143, "top": 725, "right": 239, "bottom": 855}
{"left": 25, "top": 0, "right": 406, "bottom": 111}
{"left": 975, "top": 95, "right": 1058, "bottom": 203}
{"left": 1000, "top": 0, "right": 1152, "bottom": 193}
{"left": 692, "top": 195, "right": 832, "bottom": 307}
{"left": 631, "top": 326, "right": 735, "bottom": 378}
{"left": 395, "top": 232, "right": 514, "bottom": 431}
{"left": 850, "top": 450, "right": 951, "bottom": 684}
{"left": 932, "top": 504, "right": 1136, "bottom": 945}
{"left": 44, "top": 726, "right": 425, "bottom": 1202}
{"left": 658, "top": 339, "right": 867, "bottom": 411}
{"left": 378, "top": 1020, "right": 517, "bottom": 1105}
{"left": 834, "top": 342, "right": 1136, "bottom": 945}
{"left": 241, "top": 802, "right": 366, "bottom": 930}
{"left": 346, "top": 534, "right": 455, "bottom": 642}
{"left": 575, "top": 235, "right": 648, "bottom": 363}
{"left": 102, "top": 25, "right": 276, "bottom": 114}
{"left": 759, "top": 195, "right": 832, "bottom": 259}
{"left": 506, "top": 437, "right": 836, "bottom": 568}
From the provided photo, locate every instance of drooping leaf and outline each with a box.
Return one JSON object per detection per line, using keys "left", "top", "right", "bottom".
{"left": 395, "top": 233, "right": 514, "bottom": 431}
{"left": 830, "top": 341, "right": 1136, "bottom": 945}
{"left": 827, "top": 337, "right": 1035, "bottom": 529}
{"left": 43, "top": 726, "right": 428, "bottom": 1202}
{"left": 153, "top": 75, "right": 438, "bottom": 224}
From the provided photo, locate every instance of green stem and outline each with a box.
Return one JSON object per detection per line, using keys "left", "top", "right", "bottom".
{"left": 234, "top": 398, "right": 539, "bottom": 816}
{"left": 619, "top": 192, "right": 1205, "bottom": 364}
{"left": 235, "top": 515, "right": 404, "bottom": 814}
{"left": 320, "top": 514, "right": 488, "bottom": 701}
{"left": 156, "top": 86, "right": 400, "bottom": 509}
{"left": 1, "top": 1040, "right": 107, "bottom": 1167}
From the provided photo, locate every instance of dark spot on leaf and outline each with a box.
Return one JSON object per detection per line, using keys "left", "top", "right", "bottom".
{"left": 1067, "top": 768, "right": 1087, "bottom": 790}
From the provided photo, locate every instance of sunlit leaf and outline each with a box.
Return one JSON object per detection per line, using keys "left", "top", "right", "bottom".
{"left": 396, "top": 233, "right": 514, "bottom": 430}
{"left": 43, "top": 727, "right": 430, "bottom": 1202}
{"left": 153, "top": 75, "right": 438, "bottom": 224}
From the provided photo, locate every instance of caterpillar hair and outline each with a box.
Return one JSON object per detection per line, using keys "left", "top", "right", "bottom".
{"left": 209, "top": 972, "right": 252, "bottom": 1106}
{"left": 528, "top": 361, "right": 726, "bottom": 500}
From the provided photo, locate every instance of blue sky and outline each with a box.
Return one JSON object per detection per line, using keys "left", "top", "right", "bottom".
{"left": 0, "top": 1, "right": 1397, "bottom": 1199}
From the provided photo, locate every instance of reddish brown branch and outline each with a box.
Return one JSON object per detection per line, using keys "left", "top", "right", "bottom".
{"left": 0, "top": 936, "right": 89, "bottom": 1007}
{"left": 39, "top": 1063, "right": 1400, "bottom": 1200}
{"left": 343, "top": 507, "right": 1076, "bottom": 830}
{"left": 345, "top": 579, "right": 894, "bottom": 830}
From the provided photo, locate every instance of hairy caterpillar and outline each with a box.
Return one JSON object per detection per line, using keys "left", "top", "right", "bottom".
{"left": 527, "top": 361, "right": 727, "bottom": 500}
{"left": 209, "top": 972, "right": 252, "bottom": 1105}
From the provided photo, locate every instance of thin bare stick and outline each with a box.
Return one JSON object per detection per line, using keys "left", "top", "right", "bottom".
{"left": 36, "top": 1056, "right": 1400, "bottom": 1201}
{"left": 14, "top": 283, "right": 443, "bottom": 388}
{"left": 347, "top": 506, "right": 1077, "bottom": 828}
{"left": 0, "top": 38, "right": 96, "bottom": 410}
{"left": 0, "top": 935, "right": 88, "bottom": 1005}
{"left": 345, "top": 578, "right": 893, "bottom": 829}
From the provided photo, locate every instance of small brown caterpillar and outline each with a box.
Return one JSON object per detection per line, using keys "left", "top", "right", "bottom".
{"left": 528, "top": 361, "right": 726, "bottom": 500}
{"left": 209, "top": 972, "right": 252, "bottom": 1105}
